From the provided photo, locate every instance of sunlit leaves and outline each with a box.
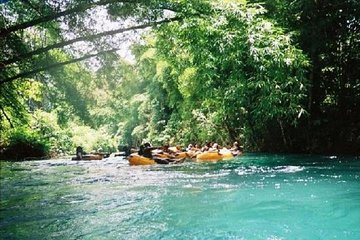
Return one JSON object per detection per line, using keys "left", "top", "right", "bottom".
{"left": 244, "top": 15, "right": 310, "bottom": 128}
{"left": 140, "top": 47, "right": 156, "bottom": 60}
{"left": 178, "top": 67, "right": 197, "bottom": 98}
{"left": 155, "top": 60, "right": 170, "bottom": 79}
{"left": 133, "top": 0, "right": 310, "bottom": 148}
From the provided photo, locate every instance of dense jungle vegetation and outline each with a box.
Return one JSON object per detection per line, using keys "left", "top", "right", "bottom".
{"left": 0, "top": 0, "right": 359, "bottom": 159}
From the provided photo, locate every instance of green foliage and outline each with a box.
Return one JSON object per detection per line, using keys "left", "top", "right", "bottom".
{"left": 0, "top": 128, "right": 50, "bottom": 160}
{"left": 250, "top": 0, "right": 360, "bottom": 153}
{"left": 1, "top": 0, "right": 358, "bottom": 155}
{"left": 69, "top": 123, "right": 117, "bottom": 153}
{"left": 98, "top": 1, "right": 311, "bottom": 151}
{"left": 30, "top": 110, "right": 73, "bottom": 155}
{"left": 136, "top": 1, "right": 309, "bottom": 150}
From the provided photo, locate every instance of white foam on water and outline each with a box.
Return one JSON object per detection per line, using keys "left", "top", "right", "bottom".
{"left": 275, "top": 166, "right": 305, "bottom": 173}
{"left": 235, "top": 166, "right": 304, "bottom": 176}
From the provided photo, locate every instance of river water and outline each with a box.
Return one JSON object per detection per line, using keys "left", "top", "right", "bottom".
{"left": 1, "top": 154, "right": 359, "bottom": 239}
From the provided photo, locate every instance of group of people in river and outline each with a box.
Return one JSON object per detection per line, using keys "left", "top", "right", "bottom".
{"left": 186, "top": 141, "right": 242, "bottom": 156}
{"left": 136, "top": 141, "right": 243, "bottom": 164}
{"left": 73, "top": 141, "right": 242, "bottom": 163}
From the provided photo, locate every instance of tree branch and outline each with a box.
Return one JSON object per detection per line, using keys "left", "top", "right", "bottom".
{"left": 1, "top": 48, "right": 119, "bottom": 85}
{"left": 0, "top": 0, "right": 136, "bottom": 37}
{"left": 0, "top": 105, "right": 14, "bottom": 128}
{"left": 0, "top": 17, "right": 180, "bottom": 69}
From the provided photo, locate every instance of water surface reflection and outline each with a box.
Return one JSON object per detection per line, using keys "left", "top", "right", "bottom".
{"left": 1, "top": 155, "right": 359, "bottom": 239}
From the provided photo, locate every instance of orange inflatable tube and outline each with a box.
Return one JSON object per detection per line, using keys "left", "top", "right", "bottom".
{"left": 128, "top": 154, "right": 156, "bottom": 166}
{"left": 72, "top": 154, "right": 103, "bottom": 160}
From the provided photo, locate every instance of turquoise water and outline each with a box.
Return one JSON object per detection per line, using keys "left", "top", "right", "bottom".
{"left": 1, "top": 154, "right": 359, "bottom": 239}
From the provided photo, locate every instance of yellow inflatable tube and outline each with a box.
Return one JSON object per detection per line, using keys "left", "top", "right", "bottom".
{"left": 154, "top": 152, "right": 189, "bottom": 160}
{"left": 196, "top": 151, "right": 222, "bottom": 161}
{"left": 220, "top": 151, "right": 234, "bottom": 160}
{"left": 196, "top": 150, "right": 234, "bottom": 162}
{"left": 128, "top": 154, "right": 156, "bottom": 166}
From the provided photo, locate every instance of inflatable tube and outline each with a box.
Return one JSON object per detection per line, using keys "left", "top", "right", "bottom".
{"left": 219, "top": 151, "right": 234, "bottom": 160}
{"left": 153, "top": 152, "right": 189, "bottom": 160}
{"left": 128, "top": 154, "right": 156, "bottom": 166}
{"left": 196, "top": 151, "right": 223, "bottom": 161}
{"left": 196, "top": 151, "right": 234, "bottom": 162}
{"left": 72, "top": 154, "right": 103, "bottom": 160}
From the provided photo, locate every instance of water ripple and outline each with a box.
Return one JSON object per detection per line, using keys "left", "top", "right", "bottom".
{"left": 235, "top": 165, "right": 304, "bottom": 176}
{"left": 1, "top": 155, "right": 359, "bottom": 239}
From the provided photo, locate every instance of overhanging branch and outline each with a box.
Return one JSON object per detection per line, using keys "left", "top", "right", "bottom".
{"left": 0, "top": 105, "right": 14, "bottom": 128}
{"left": 0, "top": 0, "right": 136, "bottom": 37}
{"left": 1, "top": 17, "right": 180, "bottom": 69}
{"left": 1, "top": 48, "right": 119, "bottom": 85}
